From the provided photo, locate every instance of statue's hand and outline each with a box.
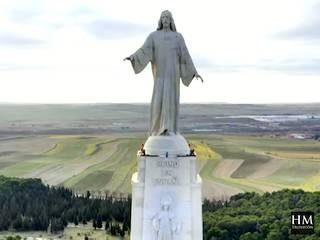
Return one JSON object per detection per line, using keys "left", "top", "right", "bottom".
{"left": 195, "top": 73, "right": 204, "bottom": 83}
{"left": 123, "top": 56, "right": 132, "bottom": 61}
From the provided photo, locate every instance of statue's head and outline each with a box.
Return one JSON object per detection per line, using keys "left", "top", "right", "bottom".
{"left": 160, "top": 195, "right": 172, "bottom": 211}
{"left": 157, "top": 10, "right": 177, "bottom": 32}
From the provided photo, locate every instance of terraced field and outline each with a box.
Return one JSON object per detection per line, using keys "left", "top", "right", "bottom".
{"left": 0, "top": 134, "right": 319, "bottom": 199}
{"left": 194, "top": 135, "right": 320, "bottom": 198}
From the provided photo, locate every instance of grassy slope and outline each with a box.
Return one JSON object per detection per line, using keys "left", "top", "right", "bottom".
{"left": 61, "top": 138, "right": 141, "bottom": 193}
{"left": 0, "top": 134, "right": 319, "bottom": 198}
{"left": 209, "top": 135, "right": 320, "bottom": 191}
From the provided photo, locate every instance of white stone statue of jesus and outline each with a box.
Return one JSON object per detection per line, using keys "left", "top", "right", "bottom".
{"left": 125, "top": 10, "right": 203, "bottom": 136}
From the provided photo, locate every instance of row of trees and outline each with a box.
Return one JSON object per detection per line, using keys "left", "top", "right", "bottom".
{"left": 0, "top": 175, "right": 131, "bottom": 237}
{"left": 203, "top": 190, "right": 320, "bottom": 240}
{"left": 1, "top": 175, "right": 320, "bottom": 239}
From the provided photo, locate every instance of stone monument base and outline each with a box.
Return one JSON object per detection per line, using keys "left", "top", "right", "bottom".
{"left": 130, "top": 135, "right": 203, "bottom": 240}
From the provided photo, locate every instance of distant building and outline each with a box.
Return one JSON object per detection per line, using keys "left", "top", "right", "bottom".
{"left": 288, "top": 133, "right": 313, "bottom": 139}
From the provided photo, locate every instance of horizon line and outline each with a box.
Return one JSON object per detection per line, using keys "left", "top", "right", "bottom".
{"left": 0, "top": 102, "right": 320, "bottom": 105}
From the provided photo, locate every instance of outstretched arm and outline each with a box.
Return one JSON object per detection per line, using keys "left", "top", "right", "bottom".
{"left": 194, "top": 73, "right": 204, "bottom": 83}
{"left": 124, "top": 33, "right": 153, "bottom": 74}
{"left": 123, "top": 56, "right": 133, "bottom": 61}
{"left": 179, "top": 33, "right": 203, "bottom": 86}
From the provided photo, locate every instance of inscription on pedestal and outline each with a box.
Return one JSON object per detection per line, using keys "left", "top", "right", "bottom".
{"left": 157, "top": 160, "right": 179, "bottom": 168}
{"left": 153, "top": 160, "right": 179, "bottom": 186}
{"left": 153, "top": 178, "right": 177, "bottom": 185}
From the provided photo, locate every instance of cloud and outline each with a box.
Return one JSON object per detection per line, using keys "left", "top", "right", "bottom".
{"left": 3, "top": 0, "right": 46, "bottom": 24}
{"left": 85, "top": 19, "right": 152, "bottom": 39}
{"left": 8, "top": 8, "right": 42, "bottom": 23}
{"left": 0, "top": 63, "right": 47, "bottom": 71}
{"left": 0, "top": 32, "right": 46, "bottom": 47}
{"left": 196, "top": 57, "right": 320, "bottom": 75}
{"left": 195, "top": 57, "right": 252, "bottom": 73}
{"left": 275, "top": 2, "right": 320, "bottom": 41}
{"left": 259, "top": 58, "right": 320, "bottom": 75}
{"left": 277, "top": 21, "right": 320, "bottom": 41}
{"left": 199, "top": 64, "right": 246, "bottom": 73}
{"left": 69, "top": 5, "right": 96, "bottom": 17}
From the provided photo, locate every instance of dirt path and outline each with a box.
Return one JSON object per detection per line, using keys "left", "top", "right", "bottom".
{"left": 23, "top": 163, "right": 96, "bottom": 185}
{"left": 248, "top": 157, "right": 287, "bottom": 179}
{"left": 0, "top": 136, "right": 59, "bottom": 154}
{"left": 213, "top": 159, "right": 244, "bottom": 178}
{"left": 202, "top": 179, "right": 243, "bottom": 200}
{"left": 23, "top": 141, "right": 121, "bottom": 185}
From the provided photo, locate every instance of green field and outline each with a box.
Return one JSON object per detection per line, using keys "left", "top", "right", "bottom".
{"left": 0, "top": 134, "right": 319, "bottom": 199}
{"left": 0, "top": 223, "right": 129, "bottom": 240}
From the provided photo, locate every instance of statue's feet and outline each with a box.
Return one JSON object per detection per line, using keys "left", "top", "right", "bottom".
{"left": 160, "top": 129, "right": 169, "bottom": 136}
{"left": 153, "top": 129, "right": 177, "bottom": 136}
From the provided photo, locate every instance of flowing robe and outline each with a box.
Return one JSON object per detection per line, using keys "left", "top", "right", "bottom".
{"left": 152, "top": 210, "right": 175, "bottom": 240}
{"left": 130, "top": 30, "right": 197, "bottom": 136}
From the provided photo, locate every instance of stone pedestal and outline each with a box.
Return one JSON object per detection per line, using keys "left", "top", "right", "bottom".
{"left": 131, "top": 135, "right": 203, "bottom": 240}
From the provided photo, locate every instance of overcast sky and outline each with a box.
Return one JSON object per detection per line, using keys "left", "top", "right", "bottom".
{"left": 0, "top": 0, "right": 319, "bottom": 103}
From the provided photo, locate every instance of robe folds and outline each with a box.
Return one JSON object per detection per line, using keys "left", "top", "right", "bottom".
{"left": 130, "top": 30, "right": 197, "bottom": 136}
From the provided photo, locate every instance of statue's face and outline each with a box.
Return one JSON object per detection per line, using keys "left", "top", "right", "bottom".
{"left": 161, "top": 13, "right": 171, "bottom": 29}
{"left": 162, "top": 203, "right": 170, "bottom": 211}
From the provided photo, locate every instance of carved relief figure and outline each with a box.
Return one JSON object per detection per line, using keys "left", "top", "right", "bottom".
{"left": 152, "top": 196, "right": 181, "bottom": 240}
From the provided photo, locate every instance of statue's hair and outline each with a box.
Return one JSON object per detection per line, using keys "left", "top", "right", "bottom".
{"left": 161, "top": 195, "right": 172, "bottom": 206}
{"left": 157, "top": 10, "right": 177, "bottom": 32}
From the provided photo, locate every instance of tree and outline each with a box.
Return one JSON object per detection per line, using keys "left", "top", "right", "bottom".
{"left": 266, "top": 230, "right": 283, "bottom": 240}
{"left": 105, "top": 220, "right": 110, "bottom": 232}
{"left": 97, "top": 216, "right": 103, "bottom": 229}
{"left": 93, "top": 219, "right": 97, "bottom": 230}
{"left": 51, "top": 218, "right": 64, "bottom": 233}
{"left": 240, "top": 232, "right": 262, "bottom": 240}
{"left": 86, "top": 190, "right": 91, "bottom": 199}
